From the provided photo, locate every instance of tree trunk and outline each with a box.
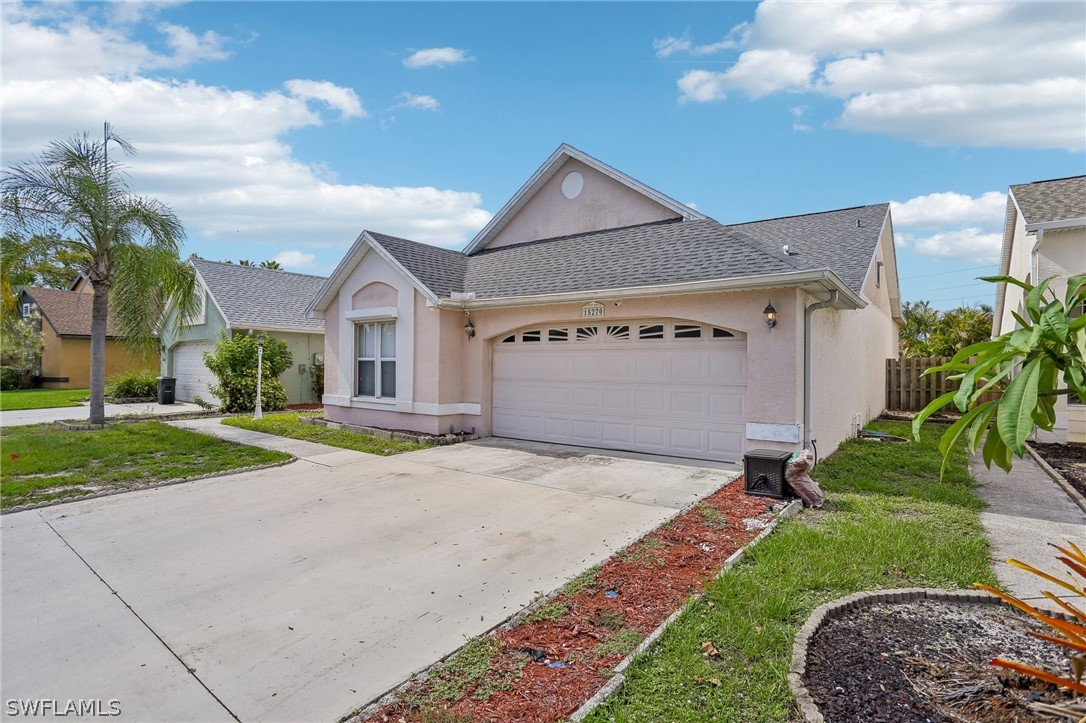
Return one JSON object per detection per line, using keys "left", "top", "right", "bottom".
{"left": 89, "top": 280, "right": 109, "bottom": 424}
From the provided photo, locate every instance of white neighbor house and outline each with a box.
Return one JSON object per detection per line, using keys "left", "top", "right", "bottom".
{"left": 993, "top": 175, "right": 1086, "bottom": 444}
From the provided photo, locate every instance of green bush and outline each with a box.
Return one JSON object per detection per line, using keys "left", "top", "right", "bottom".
{"left": 0, "top": 366, "right": 23, "bottom": 391}
{"left": 203, "top": 331, "right": 292, "bottom": 413}
{"left": 106, "top": 369, "right": 158, "bottom": 398}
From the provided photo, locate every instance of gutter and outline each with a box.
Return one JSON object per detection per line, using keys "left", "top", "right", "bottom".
{"left": 432, "top": 269, "right": 865, "bottom": 311}
{"left": 804, "top": 290, "right": 839, "bottom": 451}
{"left": 1024, "top": 216, "right": 1086, "bottom": 233}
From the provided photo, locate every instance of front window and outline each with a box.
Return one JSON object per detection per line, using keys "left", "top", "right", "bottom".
{"left": 356, "top": 321, "right": 396, "bottom": 398}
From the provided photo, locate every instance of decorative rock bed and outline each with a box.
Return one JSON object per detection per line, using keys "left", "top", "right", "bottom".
{"left": 790, "top": 588, "right": 1074, "bottom": 722}
{"left": 300, "top": 416, "right": 477, "bottom": 446}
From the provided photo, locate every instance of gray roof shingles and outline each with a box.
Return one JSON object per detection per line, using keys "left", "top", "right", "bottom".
{"left": 191, "top": 258, "right": 326, "bottom": 332}
{"left": 1010, "top": 176, "right": 1086, "bottom": 225}
{"left": 366, "top": 203, "right": 887, "bottom": 301}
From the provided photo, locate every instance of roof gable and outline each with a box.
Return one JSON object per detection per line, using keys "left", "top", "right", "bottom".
{"left": 23, "top": 287, "right": 122, "bottom": 337}
{"left": 190, "top": 258, "right": 326, "bottom": 333}
{"left": 464, "top": 144, "right": 706, "bottom": 254}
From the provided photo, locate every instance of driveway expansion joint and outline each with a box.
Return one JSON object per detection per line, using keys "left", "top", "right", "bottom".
{"left": 39, "top": 516, "right": 241, "bottom": 722}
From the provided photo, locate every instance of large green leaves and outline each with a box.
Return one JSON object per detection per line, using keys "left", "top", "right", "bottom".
{"left": 914, "top": 274, "right": 1086, "bottom": 477}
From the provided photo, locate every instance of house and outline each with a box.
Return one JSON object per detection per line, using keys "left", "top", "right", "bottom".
{"left": 307, "top": 144, "right": 902, "bottom": 462}
{"left": 159, "top": 259, "right": 326, "bottom": 405}
{"left": 18, "top": 286, "right": 157, "bottom": 388}
{"left": 993, "top": 175, "right": 1086, "bottom": 444}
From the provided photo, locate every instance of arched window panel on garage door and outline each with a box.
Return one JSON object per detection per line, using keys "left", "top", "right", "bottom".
{"left": 495, "top": 321, "right": 744, "bottom": 346}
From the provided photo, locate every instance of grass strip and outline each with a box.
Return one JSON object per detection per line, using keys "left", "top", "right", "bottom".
{"left": 584, "top": 420, "right": 997, "bottom": 722}
{"left": 0, "top": 388, "right": 88, "bottom": 411}
{"left": 0, "top": 420, "right": 291, "bottom": 509}
{"left": 221, "top": 412, "right": 430, "bottom": 456}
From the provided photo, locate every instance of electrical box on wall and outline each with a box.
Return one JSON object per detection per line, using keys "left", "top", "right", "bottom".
{"left": 313, "top": 353, "right": 324, "bottom": 365}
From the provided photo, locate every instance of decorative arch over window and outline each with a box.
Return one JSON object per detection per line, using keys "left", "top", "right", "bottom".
{"left": 352, "top": 281, "right": 397, "bottom": 309}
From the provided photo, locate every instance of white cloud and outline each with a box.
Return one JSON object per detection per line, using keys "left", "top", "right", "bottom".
{"left": 905, "top": 228, "right": 1003, "bottom": 263}
{"left": 653, "top": 35, "right": 692, "bottom": 59}
{"left": 393, "top": 92, "right": 440, "bottom": 112}
{"left": 892, "top": 190, "right": 1006, "bottom": 262}
{"left": 790, "top": 105, "right": 812, "bottom": 133}
{"left": 272, "top": 250, "right": 317, "bottom": 270}
{"left": 284, "top": 79, "right": 366, "bottom": 119}
{"left": 156, "top": 22, "right": 230, "bottom": 67}
{"left": 669, "top": 0, "right": 1086, "bottom": 151}
{"left": 403, "top": 47, "right": 473, "bottom": 69}
{"left": 653, "top": 25, "right": 749, "bottom": 58}
{"left": 1, "top": 5, "right": 491, "bottom": 253}
{"left": 891, "top": 191, "right": 1006, "bottom": 231}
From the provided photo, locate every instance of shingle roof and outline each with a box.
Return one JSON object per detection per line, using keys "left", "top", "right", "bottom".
{"left": 24, "top": 287, "right": 123, "bottom": 338}
{"left": 727, "top": 204, "right": 889, "bottom": 294}
{"left": 1010, "top": 176, "right": 1086, "bottom": 225}
{"left": 367, "top": 204, "right": 886, "bottom": 301}
{"left": 191, "top": 258, "right": 326, "bottom": 332}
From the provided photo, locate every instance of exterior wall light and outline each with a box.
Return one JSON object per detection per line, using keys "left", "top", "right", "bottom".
{"left": 464, "top": 318, "right": 476, "bottom": 339}
{"left": 763, "top": 302, "right": 777, "bottom": 329}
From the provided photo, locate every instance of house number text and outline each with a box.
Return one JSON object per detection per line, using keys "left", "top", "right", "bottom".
{"left": 582, "top": 302, "right": 605, "bottom": 318}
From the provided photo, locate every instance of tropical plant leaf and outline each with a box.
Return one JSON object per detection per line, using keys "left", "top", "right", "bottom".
{"left": 996, "top": 358, "right": 1042, "bottom": 456}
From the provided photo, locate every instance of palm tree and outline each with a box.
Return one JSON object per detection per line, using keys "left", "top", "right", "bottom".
{"left": 2, "top": 126, "right": 199, "bottom": 424}
{"left": 899, "top": 300, "right": 940, "bottom": 357}
{"left": 259, "top": 259, "right": 282, "bottom": 270}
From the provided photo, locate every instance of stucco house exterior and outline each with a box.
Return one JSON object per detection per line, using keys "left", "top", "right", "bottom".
{"left": 18, "top": 286, "right": 157, "bottom": 388}
{"left": 993, "top": 175, "right": 1086, "bottom": 444}
{"left": 159, "top": 258, "right": 325, "bottom": 405}
{"left": 308, "top": 145, "right": 902, "bottom": 463}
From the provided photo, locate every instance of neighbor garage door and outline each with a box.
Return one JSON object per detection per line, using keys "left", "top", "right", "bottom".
{"left": 173, "top": 341, "right": 220, "bottom": 404}
{"left": 492, "top": 320, "right": 746, "bottom": 462}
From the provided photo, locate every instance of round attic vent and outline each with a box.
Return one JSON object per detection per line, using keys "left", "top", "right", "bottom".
{"left": 561, "top": 171, "right": 584, "bottom": 199}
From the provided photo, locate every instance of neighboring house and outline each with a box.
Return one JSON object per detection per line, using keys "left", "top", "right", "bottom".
{"left": 308, "top": 145, "right": 902, "bottom": 463}
{"left": 18, "top": 286, "right": 157, "bottom": 388}
{"left": 159, "top": 258, "right": 326, "bottom": 405}
{"left": 993, "top": 175, "right": 1086, "bottom": 444}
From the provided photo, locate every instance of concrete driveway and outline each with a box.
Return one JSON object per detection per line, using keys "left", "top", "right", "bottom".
{"left": 1, "top": 434, "right": 737, "bottom": 722}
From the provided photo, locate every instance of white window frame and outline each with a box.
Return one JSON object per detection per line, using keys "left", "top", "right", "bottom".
{"left": 355, "top": 320, "right": 396, "bottom": 399}
{"left": 21, "top": 302, "right": 30, "bottom": 317}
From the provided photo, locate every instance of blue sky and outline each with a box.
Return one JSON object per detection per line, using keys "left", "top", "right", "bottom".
{"left": 3, "top": 1, "right": 1084, "bottom": 309}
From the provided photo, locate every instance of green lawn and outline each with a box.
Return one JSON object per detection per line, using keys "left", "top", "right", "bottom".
{"left": 0, "top": 421, "right": 291, "bottom": 509}
{"left": 0, "top": 388, "right": 89, "bottom": 411}
{"left": 221, "top": 412, "right": 431, "bottom": 455}
{"left": 585, "top": 420, "right": 997, "bottom": 723}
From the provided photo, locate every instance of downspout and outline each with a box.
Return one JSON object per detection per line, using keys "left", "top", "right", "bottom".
{"left": 804, "top": 290, "right": 839, "bottom": 452}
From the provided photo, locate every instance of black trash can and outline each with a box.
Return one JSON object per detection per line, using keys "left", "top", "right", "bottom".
{"left": 743, "top": 449, "right": 793, "bottom": 499}
{"left": 157, "top": 376, "right": 176, "bottom": 405}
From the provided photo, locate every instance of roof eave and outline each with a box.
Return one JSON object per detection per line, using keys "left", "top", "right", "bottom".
{"left": 1023, "top": 216, "right": 1086, "bottom": 232}
{"left": 226, "top": 323, "right": 324, "bottom": 335}
{"left": 436, "top": 269, "right": 865, "bottom": 311}
{"left": 463, "top": 144, "right": 707, "bottom": 255}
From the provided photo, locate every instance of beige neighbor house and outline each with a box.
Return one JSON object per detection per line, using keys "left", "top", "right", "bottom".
{"left": 993, "top": 175, "right": 1086, "bottom": 444}
{"left": 308, "top": 145, "right": 903, "bottom": 463}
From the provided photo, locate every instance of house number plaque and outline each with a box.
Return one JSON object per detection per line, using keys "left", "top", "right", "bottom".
{"left": 582, "top": 302, "right": 605, "bottom": 318}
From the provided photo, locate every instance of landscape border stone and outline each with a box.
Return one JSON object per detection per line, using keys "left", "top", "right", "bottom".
{"left": 1025, "top": 442, "right": 1086, "bottom": 515}
{"left": 2, "top": 456, "right": 297, "bottom": 515}
{"left": 787, "top": 587, "right": 1011, "bottom": 722}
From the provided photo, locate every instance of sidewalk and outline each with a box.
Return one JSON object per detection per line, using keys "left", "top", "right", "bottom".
{"left": 1, "top": 400, "right": 204, "bottom": 427}
{"left": 970, "top": 452, "right": 1086, "bottom": 611}
{"left": 167, "top": 416, "right": 376, "bottom": 466}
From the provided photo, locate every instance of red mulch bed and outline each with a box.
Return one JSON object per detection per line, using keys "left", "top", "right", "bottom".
{"left": 286, "top": 403, "right": 324, "bottom": 410}
{"left": 368, "top": 481, "right": 778, "bottom": 722}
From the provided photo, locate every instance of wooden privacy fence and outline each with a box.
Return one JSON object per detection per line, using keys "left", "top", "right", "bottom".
{"left": 885, "top": 355, "right": 1000, "bottom": 412}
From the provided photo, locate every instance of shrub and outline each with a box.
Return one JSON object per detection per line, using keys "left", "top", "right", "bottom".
{"left": 106, "top": 368, "right": 158, "bottom": 398}
{"left": 311, "top": 361, "right": 324, "bottom": 400}
{"left": 203, "top": 331, "right": 292, "bottom": 413}
{"left": 0, "top": 366, "right": 23, "bottom": 390}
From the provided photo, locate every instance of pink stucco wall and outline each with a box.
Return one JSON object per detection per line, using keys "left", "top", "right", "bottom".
{"left": 324, "top": 291, "right": 340, "bottom": 396}
{"left": 486, "top": 158, "right": 682, "bottom": 249}
{"left": 808, "top": 223, "right": 898, "bottom": 457}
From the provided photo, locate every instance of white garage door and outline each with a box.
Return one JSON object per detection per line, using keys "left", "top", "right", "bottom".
{"left": 492, "top": 321, "right": 746, "bottom": 462}
{"left": 173, "top": 341, "right": 220, "bottom": 404}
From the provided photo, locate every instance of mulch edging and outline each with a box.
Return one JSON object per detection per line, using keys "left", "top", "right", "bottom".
{"left": 788, "top": 588, "right": 1010, "bottom": 723}
{"left": 350, "top": 482, "right": 801, "bottom": 723}
{"left": 1025, "top": 443, "right": 1086, "bottom": 515}
{"left": 301, "top": 416, "right": 477, "bottom": 446}
{"left": 1, "top": 457, "right": 297, "bottom": 516}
